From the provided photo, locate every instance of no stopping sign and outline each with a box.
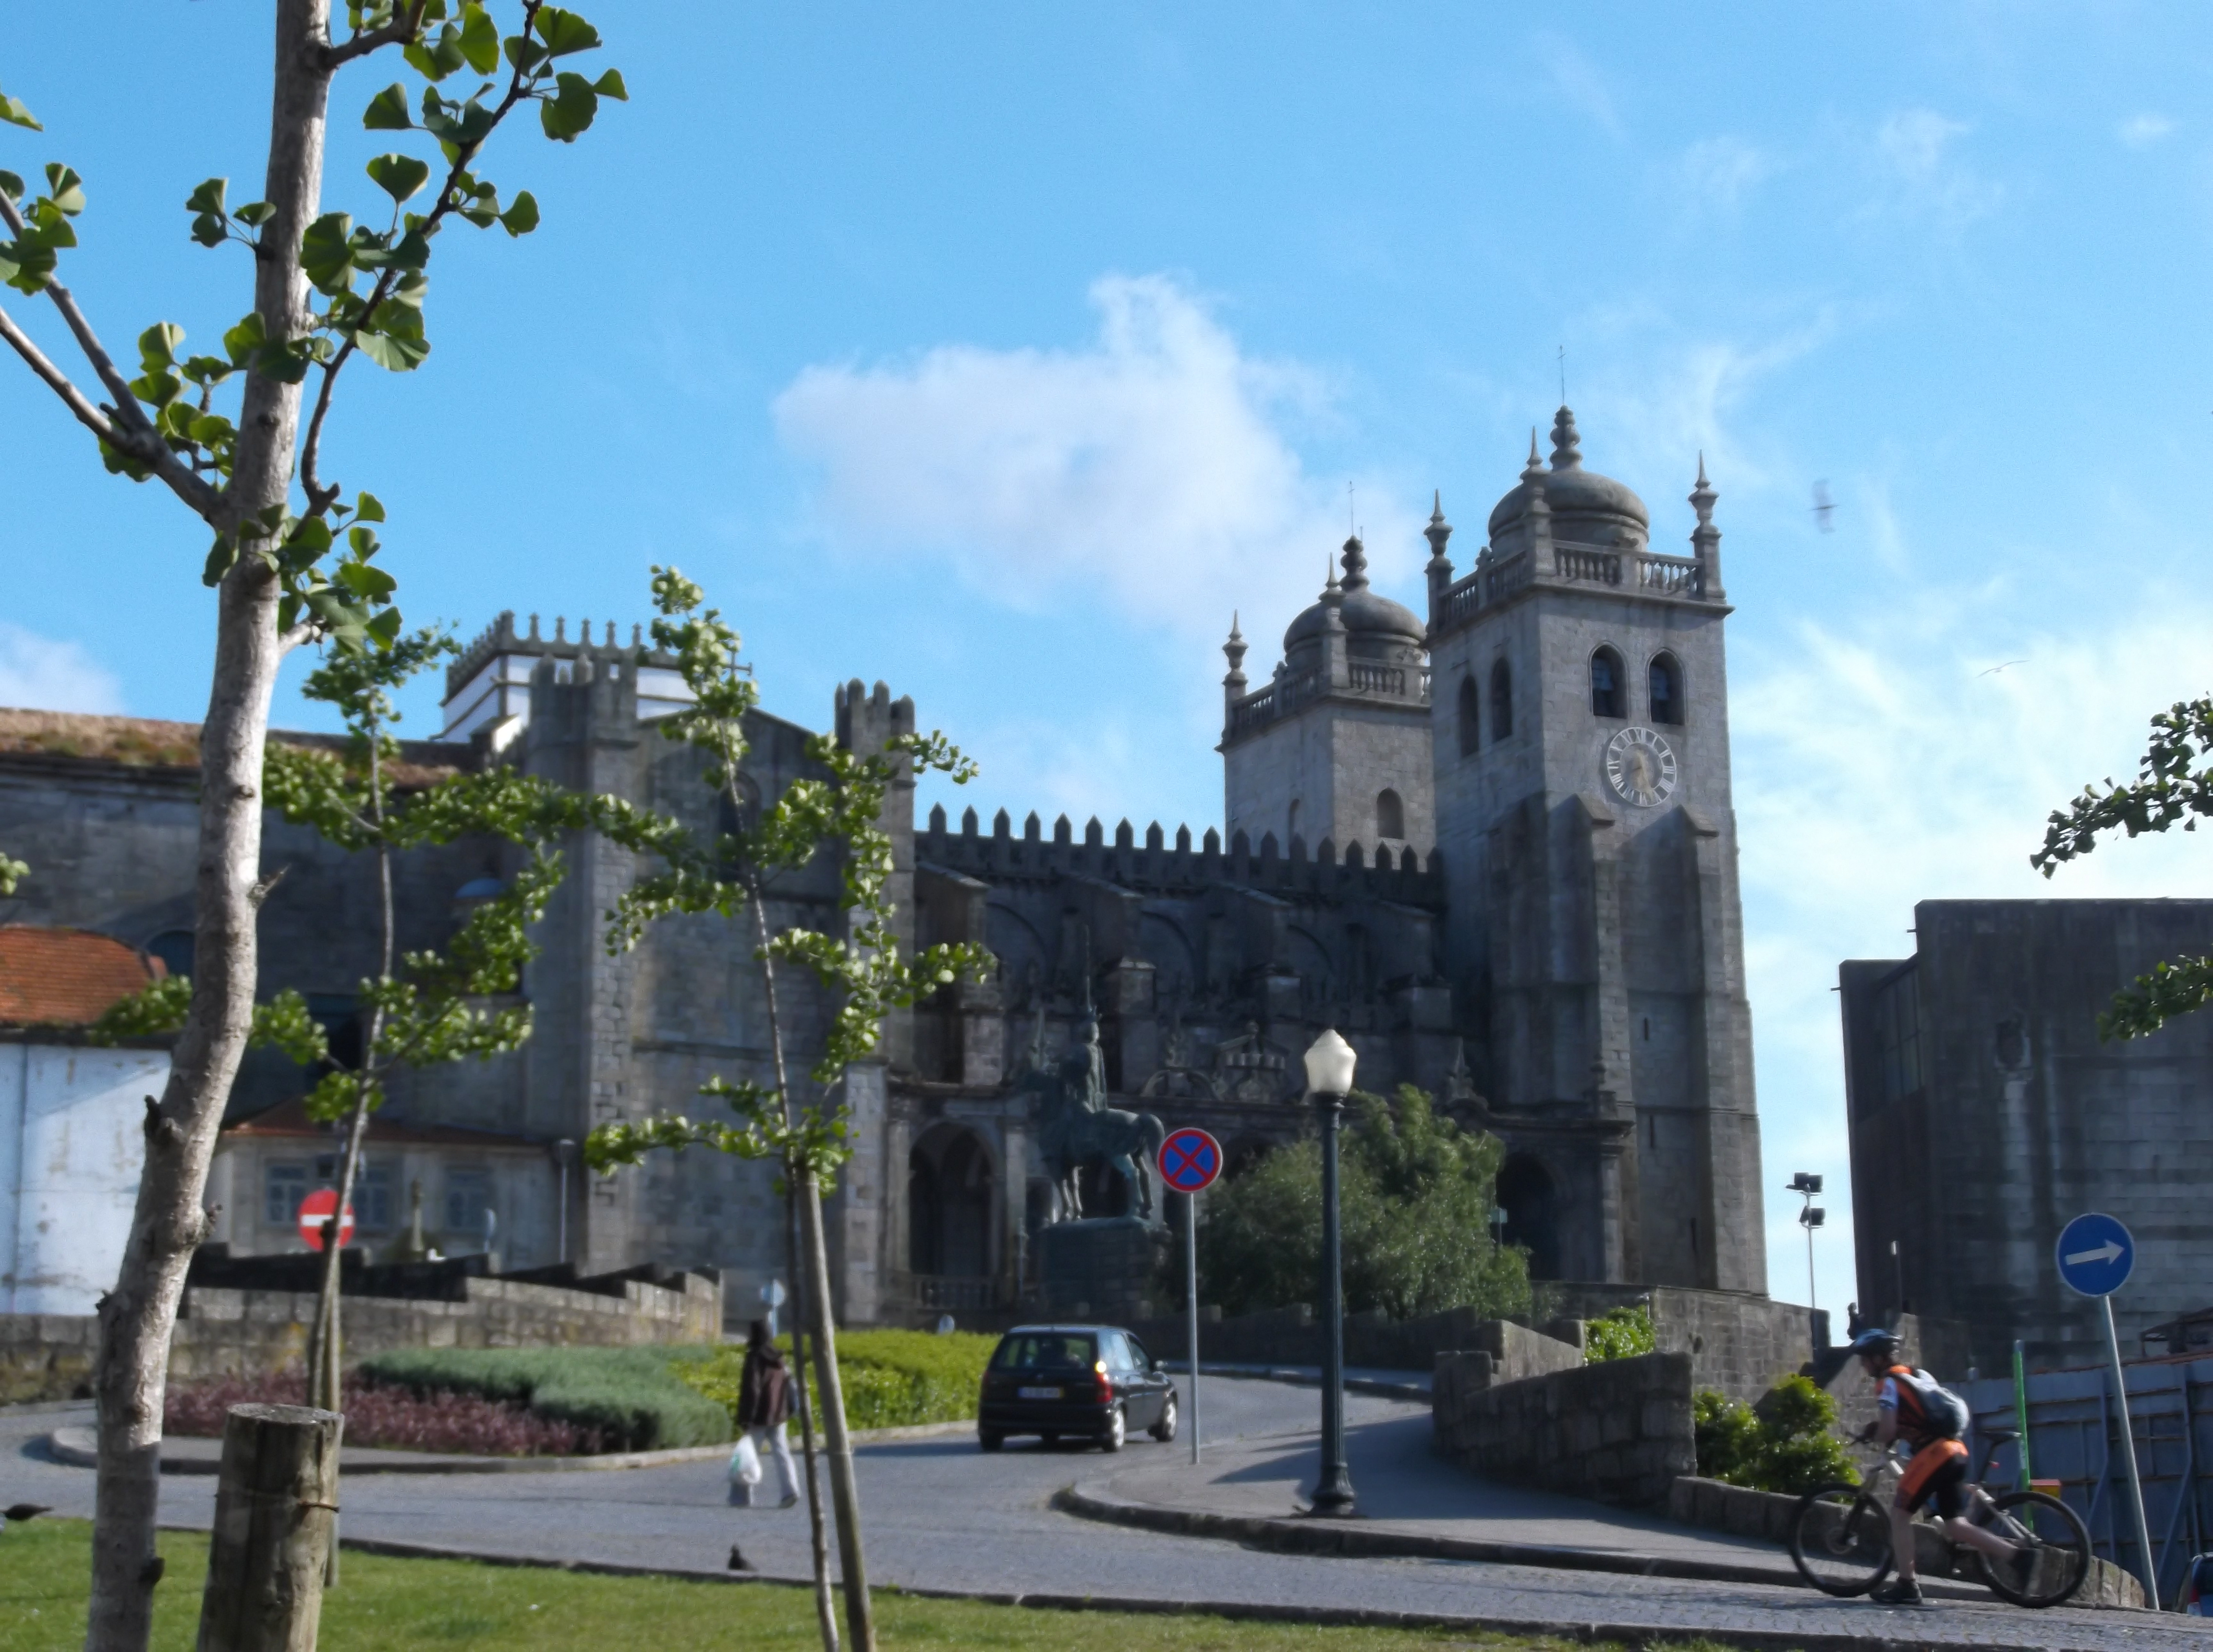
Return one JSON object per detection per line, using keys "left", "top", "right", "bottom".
{"left": 1157, "top": 1128, "right": 1223, "bottom": 1194}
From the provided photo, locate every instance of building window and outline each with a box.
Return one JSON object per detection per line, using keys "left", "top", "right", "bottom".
{"left": 264, "top": 1162, "right": 308, "bottom": 1227}
{"left": 358, "top": 1164, "right": 394, "bottom": 1231}
{"left": 1490, "top": 660, "right": 1513, "bottom": 739}
{"left": 1591, "top": 647, "right": 1626, "bottom": 718}
{"left": 444, "top": 1168, "right": 492, "bottom": 1239}
{"left": 1457, "top": 676, "right": 1480, "bottom": 757}
{"left": 1873, "top": 965, "right": 1923, "bottom": 1106}
{"left": 1375, "top": 789, "right": 1405, "bottom": 841}
{"left": 1650, "top": 653, "right": 1683, "bottom": 725}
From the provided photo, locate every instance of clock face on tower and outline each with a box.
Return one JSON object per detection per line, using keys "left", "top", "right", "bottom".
{"left": 1604, "top": 726, "right": 1679, "bottom": 808}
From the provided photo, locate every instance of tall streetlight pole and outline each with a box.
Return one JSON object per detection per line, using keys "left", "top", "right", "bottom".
{"left": 1787, "top": 1172, "right": 1824, "bottom": 1313}
{"left": 1303, "top": 1029, "right": 1359, "bottom": 1518}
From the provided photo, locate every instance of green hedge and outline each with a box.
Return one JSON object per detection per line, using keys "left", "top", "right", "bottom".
{"left": 357, "top": 1346, "right": 731, "bottom": 1454}
{"left": 677, "top": 1330, "right": 997, "bottom": 1432}
{"left": 1693, "top": 1374, "right": 1860, "bottom": 1495}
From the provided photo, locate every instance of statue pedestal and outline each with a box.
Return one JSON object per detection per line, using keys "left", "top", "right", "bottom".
{"left": 1039, "top": 1217, "right": 1161, "bottom": 1324}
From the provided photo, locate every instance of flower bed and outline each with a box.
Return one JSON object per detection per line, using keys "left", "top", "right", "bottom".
{"left": 164, "top": 1371, "right": 605, "bottom": 1457}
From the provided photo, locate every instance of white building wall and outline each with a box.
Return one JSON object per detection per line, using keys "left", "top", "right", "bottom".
{"left": 0, "top": 1043, "right": 168, "bottom": 1313}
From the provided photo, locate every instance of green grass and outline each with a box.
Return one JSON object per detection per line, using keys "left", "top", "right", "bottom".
{"left": 357, "top": 1346, "right": 731, "bottom": 1453}
{"left": 0, "top": 1519, "right": 1754, "bottom": 1651}
{"left": 676, "top": 1330, "right": 998, "bottom": 1432}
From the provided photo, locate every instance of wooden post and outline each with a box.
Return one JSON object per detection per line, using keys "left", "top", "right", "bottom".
{"left": 195, "top": 1402, "right": 342, "bottom": 1652}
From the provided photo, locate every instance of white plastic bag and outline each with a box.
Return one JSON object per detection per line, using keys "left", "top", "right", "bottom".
{"left": 729, "top": 1433, "right": 763, "bottom": 1487}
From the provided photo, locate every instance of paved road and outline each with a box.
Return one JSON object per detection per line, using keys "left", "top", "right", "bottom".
{"left": 12, "top": 1383, "right": 2213, "bottom": 1650}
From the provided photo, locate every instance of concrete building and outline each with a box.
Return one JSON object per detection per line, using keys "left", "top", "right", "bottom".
{"left": 0, "top": 406, "right": 1772, "bottom": 1326}
{"left": 1840, "top": 900, "right": 2213, "bottom": 1371}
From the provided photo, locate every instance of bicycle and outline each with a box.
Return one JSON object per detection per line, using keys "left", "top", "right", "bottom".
{"left": 1787, "top": 1429, "right": 2092, "bottom": 1608}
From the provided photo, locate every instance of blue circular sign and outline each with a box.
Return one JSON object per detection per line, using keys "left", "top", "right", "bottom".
{"left": 1157, "top": 1128, "right": 1223, "bottom": 1194}
{"left": 2055, "top": 1212, "right": 2135, "bottom": 1298}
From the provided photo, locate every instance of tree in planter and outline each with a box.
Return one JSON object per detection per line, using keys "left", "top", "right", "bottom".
{"left": 0, "top": 9, "right": 623, "bottom": 1642}
{"left": 1198, "top": 1085, "right": 1531, "bottom": 1323}
{"left": 2035, "top": 697, "right": 2213, "bottom": 1034}
{"left": 584, "top": 567, "right": 991, "bottom": 1652}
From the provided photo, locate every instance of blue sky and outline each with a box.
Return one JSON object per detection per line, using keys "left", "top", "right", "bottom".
{"left": 7, "top": 2, "right": 2213, "bottom": 1300}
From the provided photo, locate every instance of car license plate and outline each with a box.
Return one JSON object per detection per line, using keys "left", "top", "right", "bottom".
{"left": 1017, "top": 1385, "right": 1061, "bottom": 1400}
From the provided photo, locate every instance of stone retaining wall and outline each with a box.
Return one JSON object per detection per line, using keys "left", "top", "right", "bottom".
{"left": 1127, "top": 1301, "right": 1590, "bottom": 1373}
{"left": 0, "top": 1269, "right": 722, "bottom": 1402}
{"left": 1433, "top": 1348, "right": 1695, "bottom": 1507}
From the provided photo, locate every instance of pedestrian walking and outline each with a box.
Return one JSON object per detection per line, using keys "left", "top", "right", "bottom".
{"left": 733, "top": 1319, "right": 799, "bottom": 1509}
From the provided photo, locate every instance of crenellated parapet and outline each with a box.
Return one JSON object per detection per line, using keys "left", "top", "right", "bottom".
{"left": 916, "top": 801, "right": 1443, "bottom": 906}
{"left": 442, "top": 611, "right": 689, "bottom": 743}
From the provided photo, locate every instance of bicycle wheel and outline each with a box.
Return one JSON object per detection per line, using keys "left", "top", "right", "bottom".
{"left": 1789, "top": 1482, "right": 1894, "bottom": 1596}
{"left": 1970, "top": 1489, "right": 2091, "bottom": 1609}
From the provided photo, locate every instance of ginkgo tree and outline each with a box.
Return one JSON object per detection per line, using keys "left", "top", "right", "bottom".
{"left": 0, "top": 6, "right": 623, "bottom": 1646}
{"left": 585, "top": 568, "right": 992, "bottom": 1652}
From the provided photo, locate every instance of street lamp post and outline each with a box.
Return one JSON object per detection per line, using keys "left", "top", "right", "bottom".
{"left": 1787, "top": 1172, "right": 1824, "bottom": 1313}
{"left": 1303, "top": 1029, "right": 1359, "bottom": 1518}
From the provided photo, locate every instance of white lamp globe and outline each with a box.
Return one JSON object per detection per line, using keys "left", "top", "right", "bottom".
{"left": 1302, "top": 1029, "right": 1358, "bottom": 1096}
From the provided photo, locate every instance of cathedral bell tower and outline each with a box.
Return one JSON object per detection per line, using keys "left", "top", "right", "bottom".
{"left": 1426, "top": 409, "right": 1763, "bottom": 1293}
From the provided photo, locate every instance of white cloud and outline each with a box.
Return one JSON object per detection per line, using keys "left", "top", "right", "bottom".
{"left": 1867, "top": 109, "right": 2001, "bottom": 223}
{"left": 774, "top": 274, "right": 1394, "bottom": 643}
{"left": 1736, "top": 592, "right": 2213, "bottom": 1297}
{"left": 2118, "top": 113, "right": 2176, "bottom": 148}
{"left": 1532, "top": 34, "right": 1624, "bottom": 139}
{"left": 1678, "top": 136, "right": 1777, "bottom": 211}
{"left": 0, "top": 623, "right": 124, "bottom": 713}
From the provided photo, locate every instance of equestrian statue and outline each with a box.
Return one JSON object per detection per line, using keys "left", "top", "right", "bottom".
{"left": 1019, "top": 1009, "right": 1166, "bottom": 1223}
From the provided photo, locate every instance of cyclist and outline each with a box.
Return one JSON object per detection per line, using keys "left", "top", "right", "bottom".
{"left": 1849, "top": 1328, "right": 2032, "bottom": 1605}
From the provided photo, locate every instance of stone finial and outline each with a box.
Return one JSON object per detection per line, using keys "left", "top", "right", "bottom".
{"left": 1175, "top": 824, "right": 1192, "bottom": 853}
{"left": 554, "top": 616, "right": 567, "bottom": 642}
{"left": 1025, "top": 810, "right": 1042, "bottom": 841}
{"left": 927, "top": 802, "right": 948, "bottom": 834}
{"left": 1223, "top": 612, "right": 1249, "bottom": 707}
{"left": 1144, "top": 821, "right": 1164, "bottom": 852}
{"left": 1689, "top": 451, "right": 1725, "bottom": 602}
{"left": 1084, "top": 816, "right": 1105, "bottom": 848}
{"left": 1114, "top": 818, "right": 1134, "bottom": 850}
{"left": 993, "top": 807, "right": 1012, "bottom": 838}
{"left": 961, "top": 805, "right": 979, "bottom": 837}
{"left": 1549, "top": 405, "right": 1583, "bottom": 471}
{"left": 1424, "top": 492, "right": 1454, "bottom": 563}
{"left": 1339, "top": 533, "right": 1371, "bottom": 593}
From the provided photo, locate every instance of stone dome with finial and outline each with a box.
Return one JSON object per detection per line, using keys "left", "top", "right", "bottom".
{"left": 1281, "top": 534, "right": 1426, "bottom": 670}
{"left": 1486, "top": 406, "right": 1650, "bottom": 550}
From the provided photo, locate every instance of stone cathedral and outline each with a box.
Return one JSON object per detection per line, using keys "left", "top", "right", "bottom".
{"left": 0, "top": 405, "right": 1767, "bottom": 1327}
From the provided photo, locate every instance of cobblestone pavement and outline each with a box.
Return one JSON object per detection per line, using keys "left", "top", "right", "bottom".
{"left": 11, "top": 1383, "right": 2213, "bottom": 1650}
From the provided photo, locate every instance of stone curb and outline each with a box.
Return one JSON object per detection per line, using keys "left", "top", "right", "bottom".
{"left": 320, "top": 1531, "right": 2151, "bottom": 1652}
{"left": 46, "top": 1418, "right": 971, "bottom": 1476}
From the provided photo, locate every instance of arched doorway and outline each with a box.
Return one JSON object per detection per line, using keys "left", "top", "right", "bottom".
{"left": 907, "top": 1125, "right": 994, "bottom": 1280}
{"left": 1496, "top": 1154, "right": 1561, "bottom": 1279}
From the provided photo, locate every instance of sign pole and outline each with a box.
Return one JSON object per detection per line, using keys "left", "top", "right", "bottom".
{"left": 2101, "top": 1293, "right": 2159, "bottom": 1607}
{"left": 1185, "top": 1188, "right": 1201, "bottom": 1465}
{"left": 2011, "top": 1338, "right": 2032, "bottom": 1492}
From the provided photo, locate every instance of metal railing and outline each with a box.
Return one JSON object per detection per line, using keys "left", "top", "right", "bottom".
{"left": 910, "top": 1274, "right": 1002, "bottom": 1312}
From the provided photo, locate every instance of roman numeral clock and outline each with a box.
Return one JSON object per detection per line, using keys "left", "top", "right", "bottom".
{"left": 1604, "top": 725, "right": 1679, "bottom": 808}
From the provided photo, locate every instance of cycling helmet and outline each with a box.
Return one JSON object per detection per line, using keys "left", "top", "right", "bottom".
{"left": 1850, "top": 1327, "right": 1900, "bottom": 1361}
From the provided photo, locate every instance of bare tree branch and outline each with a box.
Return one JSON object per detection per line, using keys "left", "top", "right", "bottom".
{"left": 322, "top": 0, "right": 431, "bottom": 68}
{"left": 0, "top": 302, "right": 122, "bottom": 445}
{"left": 278, "top": 621, "right": 325, "bottom": 656}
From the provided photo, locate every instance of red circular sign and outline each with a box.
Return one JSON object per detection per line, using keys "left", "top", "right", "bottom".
{"left": 1157, "top": 1128, "right": 1223, "bottom": 1194}
{"left": 297, "top": 1187, "right": 355, "bottom": 1251}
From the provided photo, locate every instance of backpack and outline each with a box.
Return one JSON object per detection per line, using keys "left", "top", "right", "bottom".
{"left": 1889, "top": 1365, "right": 1970, "bottom": 1440}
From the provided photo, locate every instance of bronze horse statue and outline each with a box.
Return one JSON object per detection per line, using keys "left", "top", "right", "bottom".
{"left": 1019, "top": 1013, "right": 1166, "bottom": 1222}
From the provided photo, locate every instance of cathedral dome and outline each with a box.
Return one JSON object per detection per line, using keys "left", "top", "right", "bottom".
{"left": 1283, "top": 535, "right": 1425, "bottom": 655}
{"left": 1487, "top": 407, "right": 1649, "bottom": 544}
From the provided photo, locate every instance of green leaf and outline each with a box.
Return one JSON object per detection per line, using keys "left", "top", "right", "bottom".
{"left": 363, "top": 82, "right": 414, "bottom": 131}
{"left": 592, "top": 67, "right": 627, "bottom": 100}
{"left": 203, "top": 536, "right": 240, "bottom": 587}
{"left": 404, "top": 22, "right": 468, "bottom": 82}
{"left": 540, "top": 72, "right": 598, "bottom": 142}
{"left": 300, "top": 212, "right": 357, "bottom": 294}
{"left": 366, "top": 607, "right": 405, "bottom": 649}
{"left": 0, "top": 90, "right": 40, "bottom": 132}
{"left": 137, "top": 322, "right": 184, "bottom": 373}
{"left": 254, "top": 339, "right": 314, "bottom": 384}
{"left": 222, "top": 311, "right": 268, "bottom": 366}
{"left": 183, "top": 177, "right": 229, "bottom": 246}
{"left": 534, "top": 9, "right": 603, "bottom": 56}
{"left": 0, "top": 170, "right": 21, "bottom": 202}
{"left": 365, "top": 152, "right": 432, "bottom": 204}
{"left": 498, "top": 189, "right": 539, "bottom": 236}
{"left": 355, "top": 313, "right": 430, "bottom": 371}
{"left": 337, "top": 559, "right": 399, "bottom": 600}
{"left": 355, "top": 491, "right": 387, "bottom": 524}
{"left": 458, "top": 3, "right": 500, "bottom": 73}
{"left": 231, "top": 200, "right": 278, "bottom": 229}
{"left": 42, "top": 164, "right": 84, "bottom": 215}
{"left": 347, "top": 524, "right": 381, "bottom": 558}
{"left": 285, "top": 516, "right": 334, "bottom": 557}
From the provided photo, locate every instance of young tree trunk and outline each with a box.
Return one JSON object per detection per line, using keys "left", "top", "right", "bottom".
{"left": 783, "top": 1176, "right": 837, "bottom": 1652}
{"left": 796, "top": 1169, "right": 874, "bottom": 1652}
{"left": 87, "top": 6, "right": 329, "bottom": 1647}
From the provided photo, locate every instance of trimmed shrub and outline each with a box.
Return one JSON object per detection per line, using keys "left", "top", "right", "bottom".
{"left": 678, "top": 1329, "right": 997, "bottom": 1432}
{"left": 1584, "top": 1305, "right": 1655, "bottom": 1363}
{"left": 167, "top": 1371, "right": 605, "bottom": 1456}
{"left": 358, "top": 1346, "right": 731, "bottom": 1453}
{"left": 1694, "top": 1374, "right": 1859, "bottom": 1495}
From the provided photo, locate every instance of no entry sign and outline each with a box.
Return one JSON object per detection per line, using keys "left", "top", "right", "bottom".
{"left": 298, "top": 1187, "right": 355, "bottom": 1252}
{"left": 1157, "top": 1128, "right": 1223, "bottom": 1195}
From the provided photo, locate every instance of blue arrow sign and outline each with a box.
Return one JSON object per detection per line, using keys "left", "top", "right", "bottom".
{"left": 2055, "top": 1212, "right": 2135, "bottom": 1298}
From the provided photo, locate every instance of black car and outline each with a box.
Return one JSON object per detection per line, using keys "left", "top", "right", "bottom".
{"left": 976, "top": 1324, "right": 1179, "bottom": 1452}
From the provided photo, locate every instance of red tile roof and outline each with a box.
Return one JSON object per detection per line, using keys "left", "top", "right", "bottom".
{"left": 224, "top": 1095, "right": 543, "bottom": 1149}
{"left": 0, "top": 926, "right": 162, "bottom": 1027}
{"left": 0, "top": 709, "right": 464, "bottom": 788}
